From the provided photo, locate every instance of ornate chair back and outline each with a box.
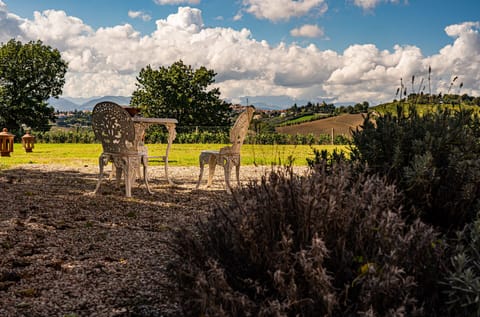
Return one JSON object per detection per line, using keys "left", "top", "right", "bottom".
{"left": 229, "top": 106, "right": 255, "bottom": 154}
{"left": 91, "top": 101, "right": 151, "bottom": 197}
{"left": 92, "top": 102, "right": 138, "bottom": 155}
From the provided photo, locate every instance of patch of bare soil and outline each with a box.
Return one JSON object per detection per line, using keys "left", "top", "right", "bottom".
{"left": 276, "top": 113, "right": 365, "bottom": 136}
{"left": 0, "top": 164, "right": 299, "bottom": 316}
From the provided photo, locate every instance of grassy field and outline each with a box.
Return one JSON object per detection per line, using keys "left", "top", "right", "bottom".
{"left": 0, "top": 143, "right": 349, "bottom": 169}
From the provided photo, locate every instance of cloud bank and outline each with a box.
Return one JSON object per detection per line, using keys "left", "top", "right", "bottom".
{"left": 0, "top": 2, "right": 479, "bottom": 106}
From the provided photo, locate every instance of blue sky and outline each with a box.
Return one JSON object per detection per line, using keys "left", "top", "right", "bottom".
{"left": 1, "top": 0, "right": 479, "bottom": 107}
{"left": 6, "top": 0, "right": 479, "bottom": 55}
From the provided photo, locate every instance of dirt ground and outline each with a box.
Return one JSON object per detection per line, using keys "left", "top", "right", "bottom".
{"left": 276, "top": 113, "right": 365, "bottom": 136}
{"left": 0, "top": 163, "right": 296, "bottom": 316}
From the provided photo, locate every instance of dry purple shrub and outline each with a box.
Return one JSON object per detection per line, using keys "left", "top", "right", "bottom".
{"left": 167, "top": 162, "right": 446, "bottom": 316}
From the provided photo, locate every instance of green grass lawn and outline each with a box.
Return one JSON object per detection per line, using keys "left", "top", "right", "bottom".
{"left": 0, "top": 143, "right": 348, "bottom": 169}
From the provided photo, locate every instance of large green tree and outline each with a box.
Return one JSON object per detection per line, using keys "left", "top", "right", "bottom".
{"left": 130, "top": 60, "right": 232, "bottom": 130}
{"left": 0, "top": 39, "right": 67, "bottom": 133}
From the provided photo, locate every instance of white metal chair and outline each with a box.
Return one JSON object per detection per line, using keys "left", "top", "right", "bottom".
{"left": 196, "top": 106, "right": 255, "bottom": 194}
{"left": 92, "top": 101, "right": 152, "bottom": 197}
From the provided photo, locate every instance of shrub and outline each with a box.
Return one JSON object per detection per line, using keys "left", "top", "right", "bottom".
{"left": 167, "top": 162, "right": 447, "bottom": 316}
{"left": 351, "top": 106, "right": 480, "bottom": 233}
{"left": 443, "top": 216, "right": 480, "bottom": 316}
{"left": 35, "top": 129, "right": 96, "bottom": 143}
{"left": 306, "top": 147, "right": 349, "bottom": 169}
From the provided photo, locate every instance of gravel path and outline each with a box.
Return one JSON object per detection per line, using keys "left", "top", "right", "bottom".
{"left": 0, "top": 164, "right": 306, "bottom": 316}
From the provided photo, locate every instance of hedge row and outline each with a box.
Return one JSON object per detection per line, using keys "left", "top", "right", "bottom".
{"left": 32, "top": 129, "right": 350, "bottom": 145}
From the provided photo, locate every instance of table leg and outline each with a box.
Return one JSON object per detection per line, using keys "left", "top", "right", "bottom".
{"left": 164, "top": 123, "right": 177, "bottom": 185}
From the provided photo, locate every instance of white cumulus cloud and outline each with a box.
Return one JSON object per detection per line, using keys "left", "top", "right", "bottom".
{"left": 242, "top": 0, "right": 328, "bottom": 22}
{"left": 353, "top": 0, "right": 405, "bottom": 11}
{"left": 0, "top": 0, "right": 25, "bottom": 43}
{"left": 0, "top": 3, "right": 479, "bottom": 106}
{"left": 154, "top": 0, "right": 200, "bottom": 5}
{"left": 128, "top": 10, "right": 152, "bottom": 22}
{"left": 427, "top": 21, "right": 480, "bottom": 94}
{"left": 155, "top": 6, "right": 204, "bottom": 33}
{"left": 290, "top": 24, "right": 324, "bottom": 38}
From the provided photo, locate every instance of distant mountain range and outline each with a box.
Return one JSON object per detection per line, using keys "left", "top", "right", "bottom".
{"left": 48, "top": 96, "right": 131, "bottom": 112}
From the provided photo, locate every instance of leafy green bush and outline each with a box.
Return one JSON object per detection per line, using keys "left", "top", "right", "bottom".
{"left": 167, "top": 163, "right": 447, "bottom": 316}
{"left": 443, "top": 217, "right": 480, "bottom": 316}
{"left": 306, "top": 148, "right": 348, "bottom": 169}
{"left": 351, "top": 106, "right": 480, "bottom": 233}
{"left": 32, "top": 126, "right": 350, "bottom": 145}
{"left": 35, "top": 129, "right": 96, "bottom": 143}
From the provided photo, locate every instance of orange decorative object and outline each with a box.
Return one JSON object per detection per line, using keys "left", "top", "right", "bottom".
{"left": 0, "top": 128, "right": 14, "bottom": 157}
{"left": 22, "top": 130, "right": 35, "bottom": 152}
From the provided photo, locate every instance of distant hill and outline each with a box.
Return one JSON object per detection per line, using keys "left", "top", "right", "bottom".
{"left": 49, "top": 94, "right": 327, "bottom": 112}
{"left": 80, "top": 96, "right": 131, "bottom": 110}
{"left": 48, "top": 96, "right": 131, "bottom": 111}
{"left": 276, "top": 113, "right": 366, "bottom": 137}
{"left": 232, "top": 95, "right": 312, "bottom": 110}
{"left": 48, "top": 97, "right": 80, "bottom": 112}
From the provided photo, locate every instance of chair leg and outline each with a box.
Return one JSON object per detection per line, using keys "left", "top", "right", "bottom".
{"left": 224, "top": 159, "right": 233, "bottom": 194}
{"left": 124, "top": 163, "right": 134, "bottom": 198}
{"left": 136, "top": 165, "right": 142, "bottom": 180}
{"left": 207, "top": 155, "right": 217, "bottom": 187}
{"left": 142, "top": 157, "right": 152, "bottom": 194}
{"left": 235, "top": 162, "right": 241, "bottom": 187}
{"left": 94, "top": 155, "right": 106, "bottom": 194}
{"left": 196, "top": 157, "right": 205, "bottom": 189}
{"left": 115, "top": 167, "right": 123, "bottom": 189}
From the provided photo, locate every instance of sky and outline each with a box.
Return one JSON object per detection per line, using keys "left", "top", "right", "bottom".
{"left": 0, "top": 0, "right": 479, "bottom": 108}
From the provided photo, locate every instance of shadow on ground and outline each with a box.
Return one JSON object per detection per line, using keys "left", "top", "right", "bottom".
{"left": 0, "top": 165, "right": 230, "bottom": 316}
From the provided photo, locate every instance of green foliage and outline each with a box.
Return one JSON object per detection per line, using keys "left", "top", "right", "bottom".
{"left": 56, "top": 110, "right": 92, "bottom": 127}
{"left": 335, "top": 101, "right": 369, "bottom": 115}
{"left": 443, "top": 217, "right": 480, "bottom": 316}
{"left": 167, "top": 163, "right": 446, "bottom": 316}
{"left": 144, "top": 129, "right": 230, "bottom": 144}
{"left": 130, "top": 60, "right": 232, "bottom": 129}
{"left": 0, "top": 39, "right": 67, "bottom": 133}
{"left": 247, "top": 132, "right": 348, "bottom": 145}
{"left": 372, "top": 92, "right": 480, "bottom": 117}
{"left": 278, "top": 113, "right": 331, "bottom": 126}
{"left": 35, "top": 128, "right": 95, "bottom": 144}
{"left": 30, "top": 127, "right": 350, "bottom": 146}
{"left": 286, "top": 101, "right": 337, "bottom": 116}
{"left": 351, "top": 106, "right": 480, "bottom": 233}
{"left": 306, "top": 148, "right": 349, "bottom": 168}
